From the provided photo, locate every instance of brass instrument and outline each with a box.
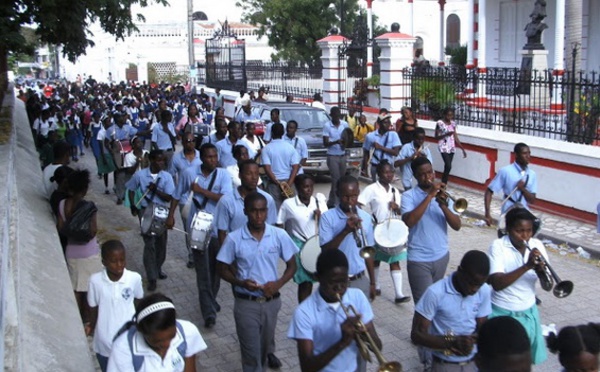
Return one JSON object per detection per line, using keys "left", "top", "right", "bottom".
{"left": 436, "top": 187, "right": 468, "bottom": 213}
{"left": 337, "top": 294, "right": 402, "bottom": 372}
{"left": 523, "top": 240, "right": 574, "bottom": 298}
{"left": 279, "top": 181, "right": 295, "bottom": 199}
{"left": 353, "top": 207, "right": 376, "bottom": 259}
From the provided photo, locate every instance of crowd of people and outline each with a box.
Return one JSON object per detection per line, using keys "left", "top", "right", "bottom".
{"left": 19, "top": 77, "right": 597, "bottom": 372}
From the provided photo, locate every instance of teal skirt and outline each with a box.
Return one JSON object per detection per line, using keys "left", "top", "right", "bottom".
{"left": 292, "top": 236, "right": 317, "bottom": 285}
{"left": 124, "top": 188, "right": 144, "bottom": 208}
{"left": 374, "top": 248, "right": 408, "bottom": 264}
{"left": 96, "top": 154, "right": 116, "bottom": 175}
{"left": 490, "top": 303, "right": 547, "bottom": 365}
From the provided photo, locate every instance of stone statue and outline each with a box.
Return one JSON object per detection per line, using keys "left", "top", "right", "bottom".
{"left": 391, "top": 23, "right": 400, "bottom": 33}
{"left": 524, "top": 0, "right": 548, "bottom": 49}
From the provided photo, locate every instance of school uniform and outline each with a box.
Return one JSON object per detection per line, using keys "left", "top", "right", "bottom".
{"left": 319, "top": 207, "right": 375, "bottom": 298}
{"left": 173, "top": 166, "right": 232, "bottom": 323}
{"left": 487, "top": 162, "right": 537, "bottom": 214}
{"left": 288, "top": 288, "right": 373, "bottom": 372}
{"left": 283, "top": 134, "right": 308, "bottom": 175}
{"left": 88, "top": 268, "right": 144, "bottom": 369}
{"left": 125, "top": 169, "right": 175, "bottom": 282}
{"left": 362, "top": 130, "right": 401, "bottom": 182}
{"left": 151, "top": 123, "right": 176, "bottom": 165}
{"left": 261, "top": 139, "right": 301, "bottom": 209}
{"left": 214, "top": 188, "right": 277, "bottom": 235}
{"left": 217, "top": 224, "right": 297, "bottom": 372}
{"left": 215, "top": 137, "right": 255, "bottom": 168}
{"left": 323, "top": 120, "right": 349, "bottom": 206}
{"left": 397, "top": 142, "right": 433, "bottom": 190}
{"left": 107, "top": 319, "right": 206, "bottom": 372}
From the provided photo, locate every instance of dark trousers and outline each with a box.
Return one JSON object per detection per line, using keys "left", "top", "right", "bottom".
{"left": 139, "top": 210, "right": 168, "bottom": 281}
{"left": 440, "top": 152, "right": 454, "bottom": 184}
{"left": 193, "top": 237, "right": 221, "bottom": 322}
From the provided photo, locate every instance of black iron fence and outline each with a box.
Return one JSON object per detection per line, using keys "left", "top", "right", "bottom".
{"left": 406, "top": 66, "right": 600, "bottom": 145}
{"left": 245, "top": 61, "right": 323, "bottom": 101}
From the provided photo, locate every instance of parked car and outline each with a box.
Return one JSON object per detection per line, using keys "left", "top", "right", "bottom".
{"left": 249, "top": 102, "right": 363, "bottom": 176}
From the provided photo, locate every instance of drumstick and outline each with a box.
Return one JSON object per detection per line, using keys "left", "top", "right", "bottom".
{"left": 172, "top": 227, "right": 188, "bottom": 235}
{"left": 135, "top": 188, "right": 151, "bottom": 208}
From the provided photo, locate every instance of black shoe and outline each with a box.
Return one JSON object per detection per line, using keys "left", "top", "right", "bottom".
{"left": 395, "top": 296, "right": 412, "bottom": 304}
{"left": 116, "top": 198, "right": 123, "bottom": 205}
{"left": 215, "top": 302, "right": 221, "bottom": 312}
{"left": 536, "top": 296, "right": 542, "bottom": 306}
{"left": 204, "top": 317, "right": 216, "bottom": 329}
{"left": 267, "top": 353, "right": 282, "bottom": 370}
{"left": 186, "top": 261, "right": 195, "bottom": 269}
{"left": 147, "top": 280, "right": 157, "bottom": 291}
{"left": 375, "top": 289, "right": 381, "bottom": 296}
{"left": 158, "top": 271, "right": 168, "bottom": 280}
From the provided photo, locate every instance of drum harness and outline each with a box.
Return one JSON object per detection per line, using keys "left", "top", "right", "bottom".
{"left": 191, "top": 170, "right": 218, "bottom": 211}
{"left": 371, "top": 132, "right": 389, "bottom": 166}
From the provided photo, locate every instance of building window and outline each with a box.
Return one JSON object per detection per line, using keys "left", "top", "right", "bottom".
{"left": 446, "top": 14, "right": 460, "bottom": 49}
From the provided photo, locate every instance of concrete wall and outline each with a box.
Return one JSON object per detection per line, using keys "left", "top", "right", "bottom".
{"left": 0, "top": 90, "right": 95, "bottom": 371}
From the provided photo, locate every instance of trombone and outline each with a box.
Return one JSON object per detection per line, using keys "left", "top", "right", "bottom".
{"left": 523, "top": 240, "right": 574, "bottom": 298}
{"left": 352, "top": 207, "right": 376, "bottom": 259}
{"left": 337, "top": 294, "right": 402, "bottom": 372}
{"left": 436, "top": 187, "right": 468, "bottom": 214}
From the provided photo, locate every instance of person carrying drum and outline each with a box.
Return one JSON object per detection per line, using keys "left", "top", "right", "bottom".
{"left": 358, "top": 161, "right": 411, "bottom": 304}
{"left": 400, "top": 157, "right": 462, "bottom": 305}
{"left": 277, "top": 174, "right": 328, "bottom": 303}
{"left": 360, "top": 113, "right": 401, "bottom": 183}
{"left": 323, "top": 106, "right": 350, "bottom": 209}
{"left": 484, "top": 143, "right": 537, "bottom": 229}
{"left": 126, "top": 150, "right": 175, "bottom": 292}
{"left": 166, "top": 143, "right": 232, "bottom": 329}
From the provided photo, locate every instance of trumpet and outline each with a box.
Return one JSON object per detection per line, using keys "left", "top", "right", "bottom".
{"left": 279, "top": 181, "right": 295, "bottom": 199}
{"left": 523, "top": 240, "right": 574, "bottom": 298}
{"left": 352, "top": 207, "right": 376, "bottom": 259}
{"left": 337, "top": 294, "right": 402, "bottom": 372}
{"left": 436, "top": 187, "right": 468, "bottom": 213}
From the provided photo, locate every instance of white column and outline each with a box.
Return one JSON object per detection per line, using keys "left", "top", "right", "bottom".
{"left": 554, "top": 0, "right": 566, "bottom": 70}
{"left": 407, "top": 0, "right": 414, "bottom": 36}
{"left": 317, "top": 35, "right": 349, "bottom": 109}
{"left": 439, "top": 0, "right": 446, "bottom": 65}
{"left": 478, "top": 0, "right": 486, "bottom": 68}
{"left": 367, "top": 0, "right": 373, "bottom": 77}
{"left": 375, "top": 32, "right": 416, "bottom": 115}
{"left": 466, "top": 0, "right": 475, "bottom": 67}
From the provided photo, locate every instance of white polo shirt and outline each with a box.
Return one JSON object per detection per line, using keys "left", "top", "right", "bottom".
{"left": 88, "top": 268, "right": 144, "bottom": 357}
{"left": 277, "top": 194, "right": 328, "bottom": 242}
{"left": 357, "top": 181, "right": 401, "bottom": 224}
{"left": 488, "top": 236, "right": 549, "bottom": 311}
{"left": 107, "top": 319, "right": 207, "bottom": 372}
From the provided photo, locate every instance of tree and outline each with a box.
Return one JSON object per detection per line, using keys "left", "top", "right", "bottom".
{"left": 0, "top": 0, "right": 168, "bottom": 90}
{"left": 236, "top": 0, "right": 360, "bottom": 67}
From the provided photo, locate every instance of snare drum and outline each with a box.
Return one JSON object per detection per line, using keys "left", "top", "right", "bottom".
{"left": 190, "top": 211, "right": 214, "bottom": 251}
{"left": 374, "top": 218, "right": 409, "bottom": 256}
{"left": 192, "top": 124, "right": 210, "bottom": 137}
{"left": 140, "top": 204, "right": 169, "bottom": 236}
{"left": 300, "top": 235, "right": 321, "bottom": 274}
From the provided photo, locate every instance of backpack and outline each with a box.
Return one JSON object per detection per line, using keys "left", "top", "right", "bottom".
{"left": 127, "top": 321, "right": 187, "bottom": 372}
{"left": 60, "top": 200, "right": 97, "bottom": 243}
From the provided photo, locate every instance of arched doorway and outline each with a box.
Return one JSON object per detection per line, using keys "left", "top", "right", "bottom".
{"left": 446, "top": 14, "right": 461, "bottom": 49}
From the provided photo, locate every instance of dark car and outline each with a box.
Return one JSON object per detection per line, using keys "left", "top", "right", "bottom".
{"left": 251, "top": 102, "right": 363, "bottom": 175}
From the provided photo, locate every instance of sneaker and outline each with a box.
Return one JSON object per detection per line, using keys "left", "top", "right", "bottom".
{"left": 204, "top": 317, "right": 216, "bottom": 329}
{"left": 395, "top": 296, "right": 412, "bottom": 304}
{"left": 104, "top": 189, "right": 110, "bottom": 195}
{"left": 186, "top": 261, "right": 195, "bottom": 269}
{"left": 158, "top": 271, "right": 168, "bottom": 280}
{"left": 375, "top": 289, "right": 382, "bottom": 296}
{"left": 267, "top": 353, "right": 282, "bottom": 370}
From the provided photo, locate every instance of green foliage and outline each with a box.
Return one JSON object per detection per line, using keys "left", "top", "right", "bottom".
{"left": 413, "top": 78, "right": 456, "bottom": 119}
{"left": 445, "top": 44, "right": 467, "bottom": 66}
{"left": 366, "top": 74, "right": 380, "bottom": 87}
{"left": 237, "top": 0, "right": 360, "bottom": 67}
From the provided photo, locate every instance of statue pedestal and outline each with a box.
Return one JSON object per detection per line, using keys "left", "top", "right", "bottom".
{"left": 516, "top": 49, "right": 550, "bottom": 108}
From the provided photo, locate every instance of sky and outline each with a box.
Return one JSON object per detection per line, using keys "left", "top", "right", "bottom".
{"left": 133, "top": 0, "right": 245, "bottom": 24}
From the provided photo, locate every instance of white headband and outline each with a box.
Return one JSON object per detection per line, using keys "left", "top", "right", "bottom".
{"left": 137, "top": 301, "right": 175, "bottom": 323}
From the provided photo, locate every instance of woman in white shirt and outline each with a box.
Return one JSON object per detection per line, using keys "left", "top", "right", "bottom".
{"left": 487, "top": 207, "right": 549, "bottom": 365}
{"left": 108, "top": 293, "right": 207, "bottom": 372}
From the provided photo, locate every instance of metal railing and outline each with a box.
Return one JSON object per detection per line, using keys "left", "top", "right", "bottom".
{"left": 405, "top": 66, "right": 600, "bottom": 145}
{"left": 245, "top": 61, "right": 323, "bottom": 101}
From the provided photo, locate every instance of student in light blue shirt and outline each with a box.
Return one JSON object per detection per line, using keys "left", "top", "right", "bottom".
{"left": 151, "top": 110, "right": 176, "bottom": 152}
{"left": 395, "top": 128, "right": 433, "bottom": 191}
{"left": 320, "top": 176, "right": 376, "bottom": 301}
{"left": 214, "top": 160, "right": 277, "bottom": 246}
{"left": 217, "top": 192, "right": 297, "bottom": 372}
{"left": 288, "top": 249, "right": 384, "bottom": 372}
{"left": 412, "top": 250, "right": 492, "bottom": 371}
{"left": 361, "top": 114, "right": 401, "bottom": 183}
{"left": 484, "top": 143, "right": 537, "bottom": 224}
{"left": 215, "top": 121, "right": 255, "bottom": 168}
{"left": 284, "top": 120, "right": 308, "bottom": 174}
{"left": 401, "top": 157, "right": 462, "bottom": 304}
{"left": 167, "top": 133, "right": 201, "bottom": 181}
{"left": 323, "top": 106, "right": 350, "bottom": 207}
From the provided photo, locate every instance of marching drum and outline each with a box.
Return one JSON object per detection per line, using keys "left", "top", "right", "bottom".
{"left": 374, "top": 218, "right": 409, "bottom": 256}
{"left": 192, "top": 124, "right": 210, "bottom": 137}
{"left": 111, "top": 139, "right": 132, "bottom": 168}
{"left": 140, "top": 204, "right": 169, "bottom": 236}
{"left": 190, "top": 211, "right": 214, "bottom": 251}
{"left": 300, "top": 235, "right": 321, "bottom": 275}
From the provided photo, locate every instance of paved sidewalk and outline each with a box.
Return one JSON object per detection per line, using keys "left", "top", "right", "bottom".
{"left": 74, "top": 150, "right": 600, "bottom": 372}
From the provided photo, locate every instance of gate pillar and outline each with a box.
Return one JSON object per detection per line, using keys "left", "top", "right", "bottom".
{"left": 317, "top": 34, "right": 349, "bottom": 110}
{"left": 375, "top": 31, "right": 416, "bottom": 116}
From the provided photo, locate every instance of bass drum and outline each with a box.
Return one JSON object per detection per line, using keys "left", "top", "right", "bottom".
{"left": 300, "top": 235, "right": 321, "bottom": 275}
{"left": 374, "top": 218, "right": 409, "bottom": 256}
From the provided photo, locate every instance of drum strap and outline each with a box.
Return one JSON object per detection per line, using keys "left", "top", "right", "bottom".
{"left": 372, "top": 132, "right": 389, "bottom": 162}
{"left": 505, "top": 174, "right": 529, "bottom": 204}
{"left": 192, "top": 170, "right": 218, "bottom": 211}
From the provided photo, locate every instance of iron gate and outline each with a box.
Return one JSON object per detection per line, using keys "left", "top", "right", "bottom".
{"left": 205, "top": 21, "right": 247, "bottom": 92}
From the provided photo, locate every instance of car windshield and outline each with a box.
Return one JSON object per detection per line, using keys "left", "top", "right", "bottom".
{"left": 280, "top": 109, "right": 330, "bottom": 131}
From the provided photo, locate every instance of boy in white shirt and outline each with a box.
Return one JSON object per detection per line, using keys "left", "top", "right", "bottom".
{"left": 87, "top": 240, "right": 144, "bottom": 371}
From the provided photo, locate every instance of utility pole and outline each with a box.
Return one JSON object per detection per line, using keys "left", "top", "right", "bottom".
{"left": 187, "top": 0, "right": 196, "bottom": 86}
